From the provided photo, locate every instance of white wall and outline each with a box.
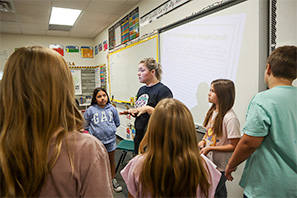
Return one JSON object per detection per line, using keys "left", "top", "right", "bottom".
{"left": 275, "top": 0, "right": 297, "bottom": 86}
{"left": 0, "top": 34, "right": 96, "bottom": 69}
{"left": 276, "top": 0, "right": 297, "bottom": 47}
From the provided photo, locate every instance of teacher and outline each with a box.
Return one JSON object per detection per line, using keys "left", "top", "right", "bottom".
{"left": 120, "top": 58, "right": 173, "bottom": 154}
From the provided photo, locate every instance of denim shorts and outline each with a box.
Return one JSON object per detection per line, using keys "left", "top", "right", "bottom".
{"left": 104, "top": 140, "right": 117, "bottom": 152}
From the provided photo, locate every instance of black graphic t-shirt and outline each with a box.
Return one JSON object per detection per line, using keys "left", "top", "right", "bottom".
{"left": 134, "top": 82, "right": 173, "bottom": 130}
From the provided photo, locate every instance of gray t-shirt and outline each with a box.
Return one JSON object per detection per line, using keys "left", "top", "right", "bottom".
{"left": 39, "top": 132, "right": 113, "bottom": 197}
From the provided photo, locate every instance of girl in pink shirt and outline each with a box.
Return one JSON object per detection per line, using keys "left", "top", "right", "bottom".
{"left": 121, "top": 98, "right": 221, "bottom": 197}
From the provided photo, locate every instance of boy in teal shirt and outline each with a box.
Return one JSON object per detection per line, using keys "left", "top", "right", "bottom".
{"left": 225, "top": 46, "right": 297, "bottom": 198}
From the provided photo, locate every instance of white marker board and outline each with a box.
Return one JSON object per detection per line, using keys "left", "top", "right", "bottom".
{"left": 108, "top": 35, "right": 158, "bottom": 103}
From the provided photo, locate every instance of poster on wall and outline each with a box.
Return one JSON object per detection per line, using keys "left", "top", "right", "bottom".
{"left": 108, "top": 7, "right": 139, "bottom": 49}
{"left": 114, "top": 22, "right": 121, "bottom": 47}
{"left": 108, "top": 26, "right": 115, "bottom": 50}
{"left": 95, "top": 67, "right": 101, "bottom": 88}
{"left": 66, "top": 45, "right": 79, "bottom": 53}
{"left": 103, "top": 41, "right": 108, "bottom": 51}
{"left": 121, "top": 15, "right": 130, "bottom": 44}
{"left": 49, "top": 44, "right": 64, "bottom": 56}
{"left": 95, "top": 45, "right": 98, "bottom": 55}
{"left": 129, "top": 7, "right": 139, "bottom": 40}
{"left": 71, "top": 70, "right": 82, "bottom": 95}
{"left": 80, "top": 46, "right": 93, "bottom": 58}
{"left": 99, "top": 43, "right": 103, "bottom": 52}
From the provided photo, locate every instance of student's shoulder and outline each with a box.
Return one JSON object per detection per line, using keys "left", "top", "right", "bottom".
{"left": 85, "top": 105, "right": 98, "bottom": 112}
{"left": 126, "top": 154, "right": 145, "bottom": 171}
{"left": 224, "top": 109, "right": 239, "bottom": 120}
{"left": 70, "top": 132, "right": 106, "bottom": 154}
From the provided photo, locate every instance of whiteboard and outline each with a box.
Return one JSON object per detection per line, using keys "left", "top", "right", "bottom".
{"left": 108, "top": 35, "right": 158, "bottom": 103}
{"left": 159, "top": 0, "right": 267, "bottom": 129}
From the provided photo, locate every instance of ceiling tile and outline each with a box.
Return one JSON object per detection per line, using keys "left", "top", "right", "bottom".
{"left": 12, "top": 0, "right": 51, "bottom": 7}
{"left": 79, "top": 11, "right": 112, "bottom": 22}
{"left": 13, "top": 3, "right": 51, "bottom": 15}
{"left": 85, "top": 1, "right": 123, "bottom": 13}
{"left": 106, "top": 14, "right": 121, "bottom": 22}
{"left": 52, "top": 0, "right": 90, "bottom": 10}
{"left": 0, "top": 12, "right": 17, "bottom": 22}
{"left": 17, "top": 13, "right": 49, "bottom": 24}
{"left": 0, "top": 21, "right": 19, "bottom": 29}
{"left": 22, "top": 29, "right": 47, "bottom": 35}
{"left": 20, "top": 23, "right": 48, "bottom": 30}
{"left": 115, "top": 4, "right": 134, "bottom": 16}
{"left": 75, "top": 19, "right": 102, "bottom": 28}
{"left": 0, "top": 28, "right": 21, "bottom": 34}
{"left": 46, "top": 30, "right": 70, "bottom": 37}
{"left": 0, "top": 0, "right": 140, "bottom": 38}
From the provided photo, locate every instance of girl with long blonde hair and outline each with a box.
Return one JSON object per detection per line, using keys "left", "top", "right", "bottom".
{"left": 0, "top": 46, "right": 112, "bottom": 197}
{"left": 121, "top": 98, "right": 221, "bottom": 197}
{"left": 198, "top": 79, "right": 241, "bottom": 198}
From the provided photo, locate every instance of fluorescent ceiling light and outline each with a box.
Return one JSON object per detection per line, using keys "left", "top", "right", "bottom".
{"left": 49, "top": 7, "right": 82, "bottom": 26}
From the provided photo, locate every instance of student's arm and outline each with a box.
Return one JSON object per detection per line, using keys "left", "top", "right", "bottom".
{"left": 225, "top": 134, "right": 264, "bottom": 181}
{"left": 200, "top": 138, "right": 240, "bottom": 155}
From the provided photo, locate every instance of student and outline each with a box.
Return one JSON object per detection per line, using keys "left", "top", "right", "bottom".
{"left": 84, "top": 87, "right": 122, "bottom": 192}
{"left": 120, "top": 58, "right": 173, "bottom": 154}
{"left": 121, "top": 98, "right": 221, "bottom": 197}
{"left": 198, "top": 79, "right": 241, "bottom": 198}
{"left": 225, "top": 46, "right": 297, "bottom": 198}
{"left": 0, "top": 46, "right": 113, "bottom": 197}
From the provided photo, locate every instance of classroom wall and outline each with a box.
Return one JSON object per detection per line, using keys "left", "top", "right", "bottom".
{"left": 0, "top": 1, "right": 296, "bottom": 197}
{"left": 0, "top": 34, "right": 96, "bottom": 70}
{"left": 276, "top": 0, "right": 297, "bottom": 47}
{"left": 275, "top": 0, "right": 297, "bottom": 86}
{"left": 94, "top": 0, "right": 223, "bottom": 68}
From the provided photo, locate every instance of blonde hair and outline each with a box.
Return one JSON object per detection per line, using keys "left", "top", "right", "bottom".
{"left": 203, "top": 79, "right": 235, "bottom": 137}
{"left": 139, "top": 57, "right": 162, "bottom": 81}
{"left": 0, "top": 46, "right": 83, "bottom": 197}
{"left": 139, "top": 98, "right": 210, "bottom": 197}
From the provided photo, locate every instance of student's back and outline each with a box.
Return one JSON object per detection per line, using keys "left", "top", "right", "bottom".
{"left": 121, "top": 98, "right": 221, "bottom": 197}
{"left": 239, "top": 85, "right": 297, "bottom": 197}
{"left": 39, "top": 132, "right": 112, "bottom": 197}
{"left": 225, "top": 45, "right": 297, "bottom": 198}
{"left": 0, "top": 46, "right": 113, "bottom": 197}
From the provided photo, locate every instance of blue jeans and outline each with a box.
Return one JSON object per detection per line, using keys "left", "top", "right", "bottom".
{"left": 215, "top": 171, "right": 227, "bottom": 198}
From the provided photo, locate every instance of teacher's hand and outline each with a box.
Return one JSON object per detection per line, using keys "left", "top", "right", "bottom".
{"left": 119, "top": 106, "right": 154, "bottom": 117}
{"left": 119, "top": 108, "right": 143, "bottom": 117}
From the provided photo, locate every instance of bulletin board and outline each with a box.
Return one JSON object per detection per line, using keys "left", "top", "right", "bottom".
{"left": 108, "top": 35, "right": 158, "bottom": 103}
